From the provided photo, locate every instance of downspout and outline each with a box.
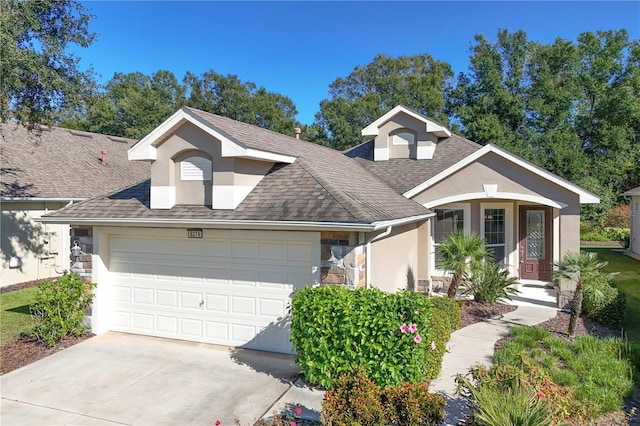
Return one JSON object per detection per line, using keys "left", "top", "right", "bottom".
{"left": 365, "top": 226, "right": 393, "bottom": 289}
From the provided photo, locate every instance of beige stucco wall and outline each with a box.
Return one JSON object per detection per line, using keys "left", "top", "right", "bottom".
{"left": 1, "top": 201, "right": 70, "bottom": 287}
{"left": 630, "top": 195, "right": 640, "bottom": 255}
{"left": 369, "top": 222, "right": 425, "bottom": 292}
{"left": 375, "top": 112, "right": 438, "bottom": 160}
{"left": 152, "top": 122, "right": 273, "bottom": 207}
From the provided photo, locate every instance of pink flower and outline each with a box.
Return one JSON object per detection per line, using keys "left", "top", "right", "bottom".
{"left": 294, "top": 407, "right": 302, "bottom": 415}
{"left": 400, "top": 323, "right": 408, "bottom": 333}
{"left": 414, "top": 334, "right": 422, "bottom": 344}
{"left": 414, "top": 310, "right": 420, "bottom": 315}
{"left": 536, "top": 392, "right": 544, "bottom": 399}
{"left": 291, "top": 422, "right": 297, "bottom": 426}
{"left": 430, "top": 341, "right": 436, "bottom": 351}
{"left": 215, "top": 421, "right": 221, "bottom": 426}
{"left": 408, "top": 323, "right": 418, "bottom": 334}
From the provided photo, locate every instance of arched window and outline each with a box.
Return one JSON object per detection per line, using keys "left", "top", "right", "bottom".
{"left": 180, "top": 155, "right": 212, "bottom": 181}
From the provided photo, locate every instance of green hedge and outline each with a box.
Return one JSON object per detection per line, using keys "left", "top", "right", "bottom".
{"left": 583, "top": 278, "right": 626, "bottom": 329}
{"left": 290, "top": 286, "right": 460, "bottom": 388}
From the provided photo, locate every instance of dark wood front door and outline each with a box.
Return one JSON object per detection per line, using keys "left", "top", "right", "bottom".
{"left": 519, "top": 206, "right": 552, "bottom": 281}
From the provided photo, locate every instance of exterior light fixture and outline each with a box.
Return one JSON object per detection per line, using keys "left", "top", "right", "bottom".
{"left": 71, "top": 240, "right": 82, "bottom": 259}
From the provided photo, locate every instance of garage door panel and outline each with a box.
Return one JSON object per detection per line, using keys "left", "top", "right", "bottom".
{"left": 108, "top": 234, "right": 313, "bottom": 353}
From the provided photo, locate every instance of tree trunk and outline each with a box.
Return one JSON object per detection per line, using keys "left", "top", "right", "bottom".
{"left": 447, "top": 271, "right": 462, "bottom": 298}
{"left": 568, "top": 280, "right": 583, "bottom": 337}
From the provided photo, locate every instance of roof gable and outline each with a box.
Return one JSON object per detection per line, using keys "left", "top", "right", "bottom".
{"left": 128, "top": 107, "right": 296, "bottom": 164}
{"left": 404, "top": 143, "right": 600, "bottom": 204}
{"left": 361, "top": 105, "right": 451, "bottom": 138}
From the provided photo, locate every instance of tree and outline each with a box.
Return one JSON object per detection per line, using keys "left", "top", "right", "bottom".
{"left": 553, "top": 251, "right": 610, "bottom": 337}
{"left": 316, "top": 54, "right": 453, "bottom": 150}
{"left": 62, "top": 70, "right": 186, "bottom": 139}
{"left": 184, "top": 70, "right": 299, "bottom": 136}
{"left": 1, "top": 0, "right": 96, "bottom": 127}
{"left": 436, "top": 231, "right": 489, "bottom": 299}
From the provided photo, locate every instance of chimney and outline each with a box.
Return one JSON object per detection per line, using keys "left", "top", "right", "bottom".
{"left": 294, "top": 127, "right": 301, "bottom": 140}
{"left": 101, "top": 150, "right": 107, "bottom": 165}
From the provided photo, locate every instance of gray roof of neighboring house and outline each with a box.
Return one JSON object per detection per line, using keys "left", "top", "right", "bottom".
{"left": 624, "top": 186, "right": 640, "bottom": 196}
{"left": 1, "top": 123, "right": 150, "bottom": 199}
{"left": 45, "top": 108, "right": 431, "bottom": 225}
{"left": 344, "top": 134, "right": 482, "bottom": 194}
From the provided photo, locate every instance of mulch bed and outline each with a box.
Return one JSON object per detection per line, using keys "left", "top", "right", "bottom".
{"left": 459, "top": 301, "right": 517, "bottom": 328}
{"left": 0, "top": 277, "right": 55, "bottom": 295}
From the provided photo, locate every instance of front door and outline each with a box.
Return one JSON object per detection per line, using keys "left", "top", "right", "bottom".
{"left": 519, "top": 206, "right": 552, "bottom": 281}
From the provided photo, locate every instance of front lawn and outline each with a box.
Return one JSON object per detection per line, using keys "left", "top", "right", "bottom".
{"left": 0, "top": 286, "right": 38, "bottom": 344}
{"left": 583, "top": 248, "right": 640, "bottom": 344}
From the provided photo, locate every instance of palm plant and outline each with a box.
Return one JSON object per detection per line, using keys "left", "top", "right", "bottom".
{"left": 436, "top": 231, "right": 489, "bottom": 298}
{"left": 553, "top": 251, "right": 610, "bottom": 337}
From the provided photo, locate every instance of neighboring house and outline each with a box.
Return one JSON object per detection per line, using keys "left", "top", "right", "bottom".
{"left": 0, "top": 124, "right": 150, "bottom": 287}
{"left": 623, "top": 186, "right": 640, "bottom": 256}
{"left": 40, "top": 105, "right": 599, "bottom": 354}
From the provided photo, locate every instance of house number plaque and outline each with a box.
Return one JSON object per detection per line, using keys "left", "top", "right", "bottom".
{"left": 187, "top": 228, "right": 203, "bottom": 238}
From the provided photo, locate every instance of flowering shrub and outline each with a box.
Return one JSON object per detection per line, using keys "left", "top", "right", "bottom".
{"left": 290, "top": 286, "right": 437, "bottom": 388}
{"left": 30, "top": 271, "right": 96, "bottom": 347}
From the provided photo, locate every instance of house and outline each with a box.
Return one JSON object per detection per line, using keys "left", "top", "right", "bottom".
{"left": 0, "top": 124, "right": 150, "bottom": 287}
{"left": 40, "top": 105, "right": 599, "bottom": 354}
{"left": 623, "top": 186, "right": 640, "bottom": 256}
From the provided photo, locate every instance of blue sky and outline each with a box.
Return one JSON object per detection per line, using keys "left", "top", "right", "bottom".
{"left": 77, "top": 1, "right": 640, "bottom": 125}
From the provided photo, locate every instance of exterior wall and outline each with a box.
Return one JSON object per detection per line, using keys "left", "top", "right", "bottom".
{"left": 320, "top": 231, "right": 366, "bottom": 287}
{"left": 374, "top": 112, "right": 438, "bottom": 161}
{"left": 1, "top": 201, "right": 70, "bottom": 287}
{"left": 369, "top": 223, "right": 423, "bottom": 292}
{"left": 151, "top": 122, "right": 273, "bottom": 209}
{"left": 630, "top": 195, "right": 640, "bottom": 255}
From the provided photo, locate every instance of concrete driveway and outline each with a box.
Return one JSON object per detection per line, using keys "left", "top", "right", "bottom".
{"left": 0, "top": 333, "right": 300, "bottom": 426}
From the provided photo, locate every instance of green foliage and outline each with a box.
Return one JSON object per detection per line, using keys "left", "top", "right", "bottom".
{"left": 488, "top": 325, "right": 636, "bottom": 423}
{"left": 425, "top": 297, "right": 462, "bottom": 378}
{"left": 435, "top": 231, "right": 488, "bottom": 298}
{"left": 554, "top": 251, "right": 612, "bottom": 336}
{"left": 315, "top": 53, "right": 453, "bottom": 150}
{"left": 30, "top": 272, "right": 96, "bottom": 347}
{"left": 581, "top": 222, "right": 631, "bottom": 247}
{"left": 583, "top": 276, "right": 626, "bottom": 328}
{"left": 469, "top": 260, "right": 519, "bottom": 304}
{"left": 321, "top": 368, "right": 446, "bottom": 426}
{"left": 290, "top": 286, "right": 444, "bottom": 388}
{"left": 459, "top": 377, "right": 554, "bottom": 426}
{"left": 1, "top": 0, "right": 96, "bottom": 127}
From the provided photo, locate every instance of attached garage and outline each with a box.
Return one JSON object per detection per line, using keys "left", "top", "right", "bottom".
{"left": 94, "top": 229, "right": 320, "bottom": 354}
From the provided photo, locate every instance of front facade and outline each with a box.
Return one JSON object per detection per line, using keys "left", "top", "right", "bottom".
{"left": 41, "top": 106, "right": 598, "bottom": 353}
{"left": 623, "top": 186, "right": 640, "bottom": 256}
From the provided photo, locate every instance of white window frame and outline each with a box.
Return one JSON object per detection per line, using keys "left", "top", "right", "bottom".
{"left": 180, "top": 155, "right": 212, "bottom": 181}
{"left": 430, "top": 203, "right": 470, "bottom": 277}
{"left": 480, "top": 202, "right": 514, "bottom": 274}
{"left": 391, "top": 131, "right": 415, "bottom": 145}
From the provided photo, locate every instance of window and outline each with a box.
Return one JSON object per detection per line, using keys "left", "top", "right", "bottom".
{"left": 484, "top": 208, "right": 506, "bottom": 264}
{"left": 391, "top": 131, "right": 415, "bottom": 145}
{"left": 434, "top": 208, "right": 465, "bottom": 266}
{"left": 180, "top": 156, "right": 212, "bottom": 181}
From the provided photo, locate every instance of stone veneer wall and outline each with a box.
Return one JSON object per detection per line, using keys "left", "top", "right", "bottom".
{"left": 70, "top": 226, "right": 93, "bottom": 282}
{"left": 320, "top": 231, "right": 366, "bottom": 288}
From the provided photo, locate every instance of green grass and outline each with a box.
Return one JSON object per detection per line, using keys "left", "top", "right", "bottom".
{"left": 582, "top": 248, "right": 640, "bottom": 345}
{"left": 493, "top": 325, "right": 636, "bottom": 421}
{"left": 0, "top": 287, "right": 38, "bottom": 344}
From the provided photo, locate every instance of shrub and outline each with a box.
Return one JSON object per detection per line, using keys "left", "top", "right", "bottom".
{"left": 321, "top": 369, "right": 446, "bottom": 426}
{"left": 30, "top": 272, "right": 96, "bottom": 347}
{"left": 469, "top": 261, "right": 519, "bottom": 304}
{"left": 424, "top": 296, "right": 461, "bottom": 379}
{"left": 291, "top": 286, "right": 439, "bottom": 388}
{"left": 583, "top": 277, "right": 626, "bottom": 328}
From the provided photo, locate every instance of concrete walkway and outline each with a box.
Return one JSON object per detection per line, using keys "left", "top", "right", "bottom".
{"left": 267, "top": 286, "right": 558, "bottom": 424}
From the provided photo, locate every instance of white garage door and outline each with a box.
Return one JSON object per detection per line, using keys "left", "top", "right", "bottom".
{"left": 108, "top": 232, "right": 313, "bottom": 354}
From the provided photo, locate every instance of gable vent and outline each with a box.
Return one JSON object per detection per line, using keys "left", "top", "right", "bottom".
{"left": 181, "top": 156, "right": 212, "bottom": 181}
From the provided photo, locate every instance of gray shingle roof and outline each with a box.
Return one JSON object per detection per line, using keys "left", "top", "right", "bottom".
{"left": 1, "top": 124, "right": 150, "bottom": 199}
{"left": 46, "top": 108, "right": 431, "bottom": 225}
{"left": 344, "top": 135, "right": 482, "bottom": 194}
